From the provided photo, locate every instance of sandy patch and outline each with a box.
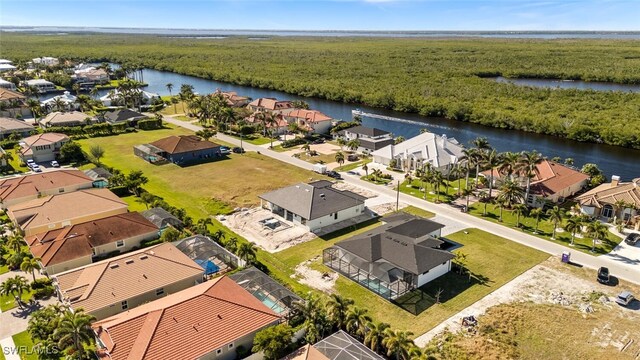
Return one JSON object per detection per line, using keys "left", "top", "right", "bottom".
{"left": 218, "top": 208, "right": 316, "bottom": 253}
{"left": 292, "top": 257, "right": 338, "bottom": 293}
{"left": 332, "top": 182, "right": 378, "bottom": 198}
{"left": 369, "top": 202, "right": 408, "bottom": 216}
{"left": 311, "top": 143, "right": 340, "bottom": 155}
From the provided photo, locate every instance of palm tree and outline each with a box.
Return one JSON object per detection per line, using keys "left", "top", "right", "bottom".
{"left": 54, "top": 309, "right": 96, "bottom": 359}
{"left": 166, "top": 83, "right": 173, "bottom": 97}
{"left": 460, "top": 148, "right": 476, "bottom": 190}
{"left": 498, "top": 151, "right": 520, "bottom": 180}
{"left": 225, "top": 236, "right": 238, "bottom": 253}
{"left": 335, "top": 151, "right": 345, "bottom": 167}
{"left": 90, "top": 87, "right": 99, "bottom": 99}
{"left": 614, "top": 199, "right": 628, "bottom": 222}
{"left": 301, "top": 143, "right": 311, "bottom": 155}
{"left": 211, "top": 229, "right": 226, "bottom": 244}
{"left": 512, "top": 203, "right": 528, "bottom": 228}
{"left": 20, "top": 257, "right": 41, "bottom": 282}
{"left": 431, "top": 170, "right": 446, "bottom": 202}
{"left": 546, "top": 206, "right": 564, "bottom": 239}
{"left": 382, "top": 328, "right": 414, "bottom": 360}
{"left": 565, "top": 215, "right": 584, "bottom": 246}
{"left": 195, "top": 218, "right": 213, "bottom": 236}
{"left": 586, "top": 221, "right": 608, "bottom": 252}
{"left": 362, "top": 162, "right": 369, "bottom": 177}
{"left": 495, "top": 198, "right": 507, "bottom": 222}
{"left": 0, "top": 275, "right": 29, "bottom": 309}
{"left": 347, "top": 139, "right": 360, "bottom": 153}
{"left": 462, "top": 187, "right": 473, "bottom": 212}
{"left": 483, "top": 149, "right": 501, "bottom": 198}
{"left": 530, "top": 208, "right": 543, "bottom": 233}
{"left": 479, "top": 190, "right": 489, "bottom": 216}
{"left": 345, "top": 306, "right": 371, "bottom": 338}
{"left": 326, "top": 294, "right": 354, "bottom": 330}
{"left": 6, "top": 233, "right": 24, "bottom": 253}
{"left": 337, "top": 137, "right": 347, "bottom": 151}
{"left": 236, "top": 242, "right": 258, "bottom": 264}
{"left": 52, "top": 97, "right": 67, "bottom": 112}
{"left": 496, "top": 179, "right": 524, "bottom": 209}
{"left": 364, "top": 321, "right": 390, "bottom": 354}
{"left": 449, "top": 162, "right": 464, "bottom": 196}
{"left": 517, "top": 150, "right": 543, "bottom": 203}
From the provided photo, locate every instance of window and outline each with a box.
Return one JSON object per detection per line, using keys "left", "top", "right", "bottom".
{"left": 116, "top": 240, "right": 125, "bottom": 248}
{"left": 216, "top": 349, "right": 222, "bottom": 355}
{"left": 92, "top": 248, "right": 97, "bottom": 256}
{"left": 602, "top": 205, "right": 614, "bottom": 218}
{"left": 334, "top": 213, "right": 338, "bottom": 220}
{"left": 58, "top": 188, "right": 65, "bottom": 193}
{"left": 156, "top": 288, "right": 164, "bottom": 296}
{"left": 228, "top": 343, "right": 234, "bottom": 350}
{"left": 121, "top": 300, "right": 128, "bottom": 310}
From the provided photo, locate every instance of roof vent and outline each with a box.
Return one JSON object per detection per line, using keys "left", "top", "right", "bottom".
{"left": 139, "top": 255, "right": 148, "bottom": 260}
{"left": 217, "top": 314, "right": 222, "bottom": 319}
{"left": 125, "top": 259, "right": 134, "bottom": 265}
{"left": 109, "top": 263, "right": 119, "bottom": 269}
{"left": 320, "top": 193, "right": 325, "bottom": 199}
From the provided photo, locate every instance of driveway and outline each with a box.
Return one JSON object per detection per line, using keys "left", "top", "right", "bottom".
{"left": 604, "top": 229, "right": 640, "bottom": 267}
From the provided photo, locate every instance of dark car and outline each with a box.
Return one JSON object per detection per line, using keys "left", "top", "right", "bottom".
{"left": 232, "top": 147, "right": 245, "bottom": 154}
{"left": 624, "top": 233, "right": 640, "bottom": 246}
{"left": 327, "top": 171, "right": 342, "bottom": 179}
{"left": 312, "top": 138, "right": 325, "bottom": 144}
{"left": 597, "top": 267, "right": 610, "bottom": 284}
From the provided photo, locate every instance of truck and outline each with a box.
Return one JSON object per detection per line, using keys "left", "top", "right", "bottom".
{"left": 313, "top": 163, "right": 327, "bottom": 174}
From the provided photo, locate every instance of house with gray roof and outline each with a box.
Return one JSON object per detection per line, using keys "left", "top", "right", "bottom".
{"left": 259, "top": 180, "right": 367, "bottom": 233}
{"left": 102, "top": 109, "right": 148, "bottom": 126}
{"left": 336, "top": 125, "right": 395, "bottom": 153}
{"left": 141, "top": 207, "right": 184, "bottom": 230}
{"left": 323, "top": 213, "right": 454, "bottom": 300}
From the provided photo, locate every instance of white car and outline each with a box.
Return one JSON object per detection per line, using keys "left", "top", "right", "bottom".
{"left": 31, "top": 164, "right": 42, "bottom": 172}
{"left": 50, "top": 160, "right": 60, "bottom": 168}
{"left": 26, "top": 159, "right": 35, "bottom": 167}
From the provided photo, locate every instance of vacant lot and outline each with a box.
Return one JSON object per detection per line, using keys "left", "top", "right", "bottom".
{"left": 77, "top": 126, "right": 326, "bottom": 218}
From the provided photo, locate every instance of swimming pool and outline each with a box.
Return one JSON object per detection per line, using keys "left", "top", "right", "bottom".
{"left": 254, "top": 290, "right": 286, "bottom": 314}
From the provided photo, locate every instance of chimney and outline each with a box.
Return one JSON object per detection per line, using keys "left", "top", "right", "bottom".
{"left": 441, "top": 134, "right": 447, "bottom": 149}
{"left": 611, "top": 175, "right": 620, "bottom": 187}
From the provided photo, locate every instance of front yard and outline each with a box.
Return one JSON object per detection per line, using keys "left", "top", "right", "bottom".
{"left": 11, "top": 331, "right": 38, "bottom": 360}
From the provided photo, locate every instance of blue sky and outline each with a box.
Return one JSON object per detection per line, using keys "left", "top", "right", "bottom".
{"left": 1, "top": 0, "right": 638, "bottom": 31}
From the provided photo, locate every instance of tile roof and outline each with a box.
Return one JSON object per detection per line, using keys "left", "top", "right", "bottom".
{"left": 54, "top": 243, "right": 204, "bottom": 315}
{"left": 0, "top": 88, "right": 25, "bottom": 101}
{"left": 40, "top": 111, "right": 92, "bottom": 126}
{"left": 149, "top": 135, "right": 221, "bottom": 155}
{"left": 19, "top": 133, "right": 69, "bottom": 156}
{"left": 575, "top": 178, "right": 640, "bottom": 208}
{"left": 259, "top": 180, "right": 365, "bottom": 220}
{"left": 287, "top": 109, "right": 332, "bottom": 123}
{"left": 248, "top": 98, "right": 294, "bottom": 111}
{"left": 0, "top": 117, "right": 34, "bottom": 134}
{"left": 26, "top": 212, "right": 158, "bottom": 267}
{"left": 7, "top": 189, "right": 128, "bottom": 231}
{"left": 92, "top": 276, "right": 281, "bottom": 360}
{"left": 0, "top": 169, "right": 93, "bottom": 203}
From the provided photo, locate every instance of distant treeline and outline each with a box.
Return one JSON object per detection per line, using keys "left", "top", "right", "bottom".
{"left": 3, "top": 34, "right": 640, "bottom": 149}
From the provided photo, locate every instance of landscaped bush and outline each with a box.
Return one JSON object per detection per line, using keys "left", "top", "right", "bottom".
{"left": 281, "top": 138, "right": 307, "bottom": 148}
{"left": 31, "top": 278, "right": 53, "bottom": 290}
{"left": 33, "top": 285, "right": 55, "bottom": 299}
{"left": 140, "top": 238, "right": 164, "bottom": 248}
{"left": 137, "top": 118, "right": 163, "bottom": 130}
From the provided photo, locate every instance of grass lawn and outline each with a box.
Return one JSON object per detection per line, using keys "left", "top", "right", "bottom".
{"left": 467, "top": 202, "right": 622, "bottom": 254}
{"left": 227, "top": 134, "right": 275, "bottom": 146}
{"left": 360, "top": 175, "right": 392, "bottom": 185}
{"left": 400, "top": 205, "right": 435, "bottom": 219}
{"left": 120, "top": 195, "right": 149, "bottom": 212}
{"left": 0, "top": 290, "right": 34, "bottom": 312}
{"left": 267, "top": 226, "right": 547, "bottom": 336}
{"left": 160, "top": 101, "right": 188, "bottom": 115}
{"left": 0, "top": 150, "right": 27, "bottom": 176}
{"left": 0, "top": 264, "right": 8, "bottom": 275}
{"left": 334, "top": 158, "right": 371, "bottom": 172}
{"left": 399, "top": 177, "right": 476, "bottom": 204}
{"left": 11, "top": 331, "right": 38, "bottom": 360}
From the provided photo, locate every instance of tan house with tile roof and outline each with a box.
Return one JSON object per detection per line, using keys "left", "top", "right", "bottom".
{"left": 26, "top": 212, "right": 159, "bottom": 275}
{"left": 7, "top": 188, "right": 128, "bottom": 236}
{"left": 0, "top": 88, "right": 29, "bottom": 118}
{"left": 0, "top": 169, "right": 94, "bottom": 209}
{"left": 284, "top": 109, "right": 333, "bottom": 134}
{"left": 39, "top": 111, "right": 94, "bottom": 128}
{"left": 0, "top": 116, "right": 34, "bottom": 139}
{"left": 19, "top": 132, "right": 70, "bottom": 162}
{"left": 575, "top": 176, "right": 640, "bottom": 228}
{"left": 213, "top": 90, "right": 250, "bottom": 108}
{"left": 92, "top": 275, "right": 280, "bottom": 360}
{"left": 54, "top": 243, "right": 205, "bottom": 320}
{"left": 248, "top": 98, "right": 295, "bottom": 114}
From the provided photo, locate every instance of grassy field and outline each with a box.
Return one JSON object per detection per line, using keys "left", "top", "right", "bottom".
{"left": 11, "top": 331, "right": 38, "bottom": 360}
{"left": 160, "top": 101, "right": 189, "bottom": 115}
{"left": 0, "top": 264, "right": 8, "bottom": 275}
{"left": 0, "top": 150, "right": 28, "bottom": 176}
{"left": 0, "top": 290, "right": 34, "bottom": 312}
{"left": 334, "top": 158, "right": 371, "bottom": 172}
{"left": 265, "top": 226, "right": 548, "bottom": 336}
{"left": 400, "top": 178, "right": 476, "bottom": 203}
{"left": 296, "top": 151, "right": 337, "bottom": 165}
{"left": 468, "top": 202, "right": 622, "bottom": 254}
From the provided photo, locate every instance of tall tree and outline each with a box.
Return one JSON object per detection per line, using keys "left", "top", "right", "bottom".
{"left": 517, "top": 150, "right": 543, "bottom": 203}
{"left": 252, "top": 323, "right": 294, "bottom": 360}
{"left": 364, "top": 321, "right": 390, "bottom": 354}
{"left": 546, "top": 206, "right": 564, "bottom": 239}
{"left": 335, "top": 151, "right": 345, "bottom": 167}
{"left": 20, "top": 257, "right": 41, "bottom": 282}
{"left": 482, "top": 149, "right": 501, "bottom": 198}
{"left": 236, "top": 242, "right": 258, "bottom": 264}
{"left": 166, "top": 83, "right": 173, "bottom": 97}
{"left": 586, "top": 221, "right": 608, "bottom": 253}
{"left": 565, "top": 215, "right": 584, "bottom": 246}
{"left": 530, "top": 208, "right": 543, "bottom": 233}
{"left": 496, "top": 179, "right": 524, "bottom": 209}
{"left": 89, "top": 145, "right": 105, "bottom": 165}
{"left": 345, "top": 306, "right": 371, "bottom": 338}
{"left": 382, "top": 329, "right": 414, "bottom": 360}
{"left": 512, "top": 203, "right": 528, "bottom": 228}
{"left": 54, "top": 309, "right": 97, "bottom": 359}
{"left": 326, "top": 294, "right": 354, "bottom": 330}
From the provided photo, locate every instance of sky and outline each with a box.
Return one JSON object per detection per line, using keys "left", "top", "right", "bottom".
{"left": 0, "top": 0, "right": 638, "bottom": 31}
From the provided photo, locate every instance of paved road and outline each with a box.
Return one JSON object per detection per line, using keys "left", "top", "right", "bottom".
{"left": 161, "top": 115, "right": 640, "bottom": 284}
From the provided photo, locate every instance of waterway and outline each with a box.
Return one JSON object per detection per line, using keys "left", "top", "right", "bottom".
{"left": 51, "top": 67, "right": 640, "bottom": 180}
{"left": 493, "top": 76, "right": 640, "bottom": 93}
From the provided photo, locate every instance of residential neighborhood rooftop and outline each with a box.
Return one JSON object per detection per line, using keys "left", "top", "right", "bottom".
{"left": 339, "top": 125, "right": 390, "bottom": 137}
{"left": 91, "top": 275, "right": 280, "bottom": 360}
{"left": 0, "top": 117, "right": 34, "bottom": 133}
{"left": 40, "top": 111, "right": 92, "bottom": 126}
{"left": 150, "top": 135, "right": 221, "bottom": 155}
{"left": 248, "top": 97, "right": 294, "bottom": 111}
{"left": 102, "top": 109, "right": 147, "bottom": 123}
{"left": 0, "top": 169, "right": 94, "bottom": 204}
{"left": 141, "top": 207, "right": 183, "bottom": 229}
{"left": 0, "top": 88, "right": 26, "bottom": 101}
{"left": 286, "top": 109, "right": 332, "bottom": 123}
{"left": 576, "top": 177, "right": 640, "bottom": 208}
{"left": 19, "top": 132, "right": 69, "bottom": 156}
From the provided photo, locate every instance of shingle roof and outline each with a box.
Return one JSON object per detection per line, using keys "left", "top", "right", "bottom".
{"left": 0, "top": 169, "right": 93, "bottom": 204}
{"left": 150, "top": 135, "right": 221, "bottom": 155}
{"left": 40, "top": 111, "right": 91, "bottom": 126}
{"left": 0, "top": 117, "right": 34, "bottom": 134}
{"left": 333, "top": 214, "right": 453, "bottom": 275}
{"left": 54, "top": 243, "right": 204, "bottom": 315}
{"left": 92, "top": 276, "right": 281, "bottom": 360}
{"left": 259, "top": 181, "right": 365, "bottom": 220}
{"left": 141, "top": 207, "right": 183, "bottom": 229}
{"left": 26, "top": 212, "right": 158, "bottom": 267}
{"left": 575, "top": 178, "right": 640, "bottom": 208}
{"left": 103, "top": 109, "right": 147, "bottom": 123}
{"left": 7, "top": 189, "right": 128, "bottom": 231}
{"left": 341, "top": 126, "right": 390, "bottom": 137}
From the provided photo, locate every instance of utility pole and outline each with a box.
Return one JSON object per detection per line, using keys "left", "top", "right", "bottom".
{"left": 396, "top": 180, "right": 400, "bottom": 212}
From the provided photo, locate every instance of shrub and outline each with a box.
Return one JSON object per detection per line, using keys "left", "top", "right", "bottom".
{"left": 281, "top": 138, "right": 307, "bottom": 148}
{"left": 31, "top": 278, "right": 53, "bottom": 290}
{"left": 33, "top": 285, "right": 55, "bottom": 299}
{"left": 138, "top": 118, "right": 163, "bottom": 130}
{"left": 108, "top": 185, "right": 130, "bottom": 197}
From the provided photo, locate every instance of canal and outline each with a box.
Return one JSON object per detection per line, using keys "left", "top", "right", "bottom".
{"left": 94, "top": 68, "right": 640, "bottom": 180}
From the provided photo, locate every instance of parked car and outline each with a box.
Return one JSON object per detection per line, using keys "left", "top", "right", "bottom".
{"left": 597, "top": 267, "right": 610, "bottom": 284}
{"left": 327, "top": 171, "right": 342, "bottom": 179}
{"left": 312, "top": 138, "right": 325, "bottom": 144}
{"left": 615, "top": 291, "right": 635, "bottom": 306}
{"left": 346, "top": 170, "right": 360, "bottom": 176}
{"left": 31, "top": 164, "right": 42, "bottom": 172}
{"left": 347, "top": 154, "right": 359, "bottom": 162}
{"left": 50, "top": 160, "right": 60, "bottom": 168}
{"left": 624, "top": 233, "right": 640, "bottom": 246}
{"left": 26, "top": 159, "right": 35, "bottom": 167}
{"left": 232, "top": 147, "right": 245, "bottom": 154}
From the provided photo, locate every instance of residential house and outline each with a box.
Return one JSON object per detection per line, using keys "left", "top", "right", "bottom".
{"left": 32, "top": 57, "right": 60, "bottom": 66}
{"left": 246, "top": 111, "right": 289, "bottom": 135}
{"left": 247, "top": 98, "right": 295, "bottom": 114}
{"left": 0, "top": 79, "right": 16, "bottom": 90}
{"left": 91, "top": 276, "right": 281, "bottom": 360}
{"left": 100, "top": 89, "right": 160, "bottom": 107}
{"left": 174, "top": 235, "right": 244, "bottom": 276}
{"left": 0, "top": 62, "right": 16, "bottom": 72}
{"left": 575, "top": 176, "right": 640, "bottom": 228}
{"left": 39, "top": 111, "right": 93, "bottom": 128}
{"left": 24, "top": 79, "right": 56, "bottom": 93}
{"left": 141, "top": 207, "right": 184, "bottom": 230}
{"left": 284, "top": 109, "right": 333, "bottom": 134}
{"left": 336, "top": 125, "right": 395, "bottom": 153}
{"left": 0, "top": 169, "right": 94, "bottom": 209}
{"left": 53, "top": 243, "right": 204, "bottom": 320}
{"left": 73, "top": 68, "right": 109, "bottom": 84}
{"left": 41, "top": 91, "right": 79, "bottom": 111}
{"left": 7, "top": 188, "right": 128, "bottom": 236}
{"left": 372, "top": 132, "right": 464, "bottom": 174}
{"left": 19, "top": 132, "right": 69, "bottom": 163}
{"left": 481, "top": 160, "right": 590, "bottom": 207}
{"left": 259, "top": 180, "right": 367, "bottom": 233}
{"left": 102, "top": 109, "right": 147, "bottom": 126}
{"left": 0, "top": 117, "right": 34, "bottom": 140}
{"left": 83, "top": 167, "right": 113, "bottom": 188}
{"left": 229, "top": 266, "right": 302, "bottom": 316}
{"left": 136, "top": 135, "right": 222, "bottom": 165}
{"left": 324, "top": 213, "right": 455, "bottom": 300}
{"left": 26, "top": 212, "right": 159, "bottom": 275}
{"left": 284, "top": 331, "right": 384, "bottom": 360}
{"left": 214, "top": 90, "right": 250, "bottom": 107}
{"left": 0, "top": 88, "right": 28, "bottom": 118}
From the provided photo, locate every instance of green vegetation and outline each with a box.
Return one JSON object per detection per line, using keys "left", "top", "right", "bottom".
{"left": 334, "top": 158, "right": 372, "bottom": 172}
{"left": 11, "top": 331, "right": 38, "bottom": 360}
{"left": 400, "top": 177, "right": 475, "bottom": 203}
{"left": 2, "top": 34, "right": 640, "bottom": 148}
{"left": 0, "top": 288, "right": 33, "bottom": 312}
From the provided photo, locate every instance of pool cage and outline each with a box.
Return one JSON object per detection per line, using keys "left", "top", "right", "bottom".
{"left": 323, "top": 247, "right": 415, "bottom": 300}
{"left": 314, "top": 330, "right": 384, "bottom": 360}
{"left": 229, "top": 266, "right": 302, "bottom": 317}
{"left": 173, "top": 235, "right": 242, "bottom": 276}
